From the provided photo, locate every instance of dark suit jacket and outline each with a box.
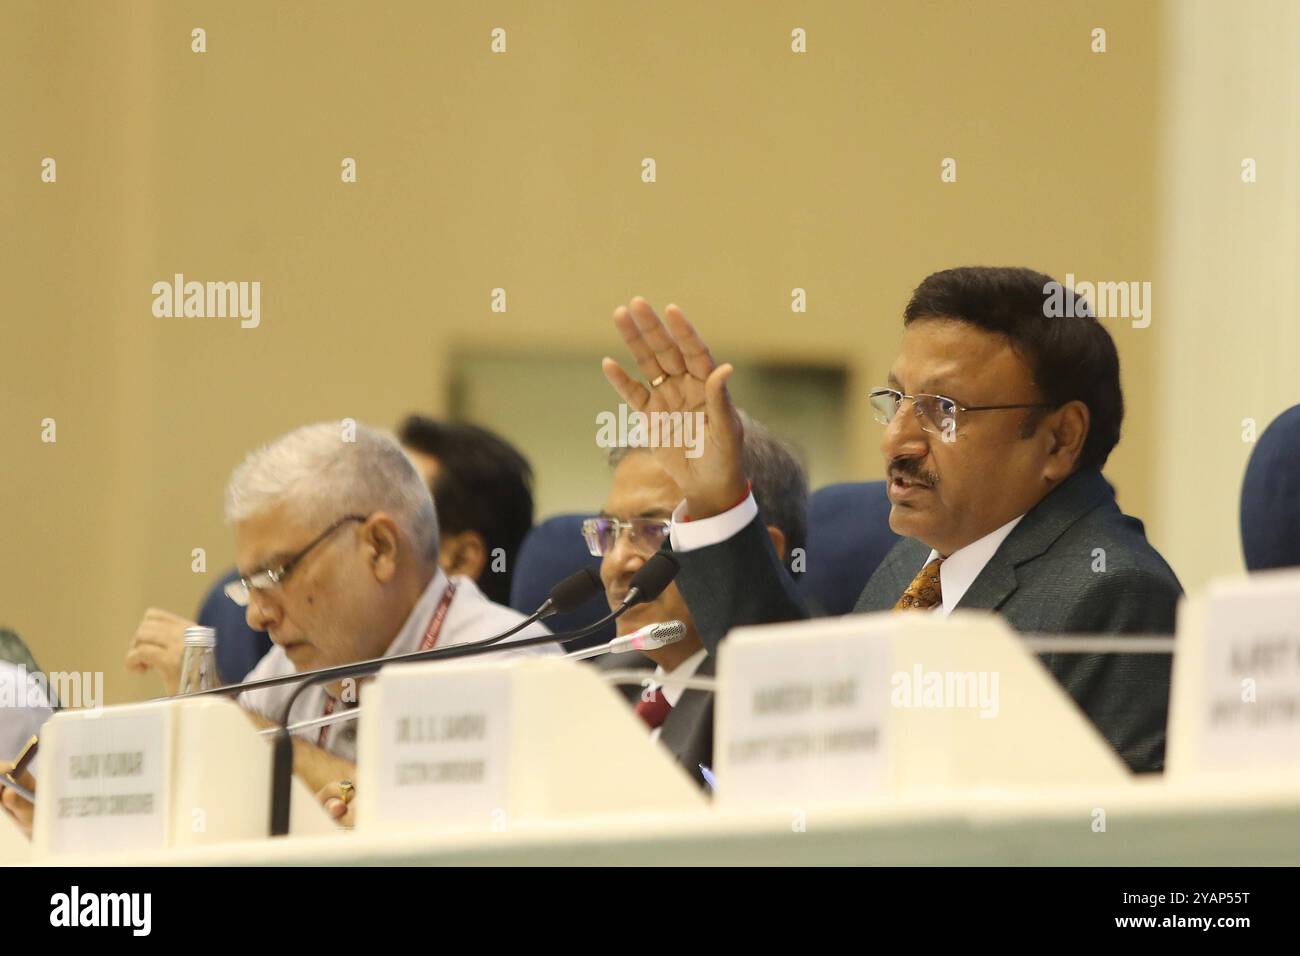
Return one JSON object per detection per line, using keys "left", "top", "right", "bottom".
{"left": 592, "top": 650, "right": 715, "bottom": 793}
{"left": 672, "top": 468, "right": 1182, "bottom": 774}
{"left": 656, "top": 653, "right": 715, "bottom": 793}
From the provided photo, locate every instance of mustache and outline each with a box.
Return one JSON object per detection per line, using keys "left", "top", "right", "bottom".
{"left": 888, "top": 458, "right": 939, "bottom": 487}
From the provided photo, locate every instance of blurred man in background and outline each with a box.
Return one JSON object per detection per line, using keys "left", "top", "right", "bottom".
{"left": 396, "top": 415, "right": 535, "bottom": 606}
{"left": 588, "top": 412, "right": 807, "bottom": 789}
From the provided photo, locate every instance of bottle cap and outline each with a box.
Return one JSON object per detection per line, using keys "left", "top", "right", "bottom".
{"left": 183, "top": 625, "right": 217, "bottom": 647}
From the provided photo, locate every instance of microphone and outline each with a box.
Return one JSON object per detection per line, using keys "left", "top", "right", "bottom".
{"left": 262, "top": 556, "right": 678, "bottom": 835}
{"left": 609, "top": 619, "right": 688, "bottom": 654}
{"left": 265, "top": 619, "right": 691, "bottom": 740}
{"left": 622, "top": 551, "right": 679, "bottom": 606}
{"left": 563, "top": 620, "right": 688, "bottom": 661}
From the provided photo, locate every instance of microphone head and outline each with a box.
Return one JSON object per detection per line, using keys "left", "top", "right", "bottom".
{"left": 626, "top": 551, "right": 680, "bottom": 606}
{"left": 636, "top": 620, "right": 687, "bottom": 651}
{"left": 547, "top": 566, "right": 604, "bottom": 614}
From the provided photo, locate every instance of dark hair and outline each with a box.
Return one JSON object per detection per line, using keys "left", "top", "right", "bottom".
{"left": 902, "top": 266, "right": 1124, "bottom": 472}
{"left": 396, "top": 415, "right": 534, "bottom": 604}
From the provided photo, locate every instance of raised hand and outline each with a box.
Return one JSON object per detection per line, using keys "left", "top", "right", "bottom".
{"left": 601, "top": 297, "right": 748, "bottom": 519}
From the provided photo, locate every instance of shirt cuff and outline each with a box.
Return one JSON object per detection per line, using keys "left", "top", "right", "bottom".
{"left": 669, "top": 492, "right": 759, "bottom": 552}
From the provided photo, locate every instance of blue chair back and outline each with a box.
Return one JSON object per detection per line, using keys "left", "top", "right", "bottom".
{"left": 510, "top": 514, "right": 614, "bottom": 650}
{"left": 799, "top": 480, "right": 901, "bottom": 615}
{"left": 1241, "top": 404, "right": 1300, "bottom": 571}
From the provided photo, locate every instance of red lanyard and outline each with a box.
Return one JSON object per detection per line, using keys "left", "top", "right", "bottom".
{"left": 316, "top": 580, "right": 459, "bottom": 747}
{"left": 418, "top": 580, "right": 458, "bottom": 651}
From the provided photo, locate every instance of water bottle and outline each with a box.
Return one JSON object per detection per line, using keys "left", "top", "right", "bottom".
{"left": 178, "top": 626, "right": 219, "bottom": 694}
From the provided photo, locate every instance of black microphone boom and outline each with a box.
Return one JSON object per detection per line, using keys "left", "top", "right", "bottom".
{"left": 195, "top": 565, "right": 605, "bottom": 702}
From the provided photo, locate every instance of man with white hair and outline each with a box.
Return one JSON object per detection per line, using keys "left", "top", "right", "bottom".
{"left": 218, "top": 422, "right": 558, "bottom": 810}
{"left": 8, "top": 422, "right": 555, "bottom": 836}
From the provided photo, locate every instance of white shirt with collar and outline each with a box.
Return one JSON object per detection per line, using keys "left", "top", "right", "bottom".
{"left": 646, "top": 646, "right": 709, "bottom": 743}
{"left": 920, "top": 515, "right": 1023, "bottom": 614}
{"left": 669, "top": 490, "right": 1025, "bottom": 614}
{"left": 238, "top": 568, "right": 558, "bottom": 762}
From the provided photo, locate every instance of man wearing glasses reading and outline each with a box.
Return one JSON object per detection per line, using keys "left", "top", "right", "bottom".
{"left": 10, "top": 423, "right": 557, "bottom": 834}
{"left": 221, "top": 422, "right": 557, "bottom": 820}
{"left": 600, "top": 266, "right": 1181, "bottom": 774}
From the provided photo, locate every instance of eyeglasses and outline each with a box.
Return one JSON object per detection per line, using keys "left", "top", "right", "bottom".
{"left": 225, "top": 514, "right": 368, "bottom": 607}
{"left": 868, "top": 387, "right": 1055, "bottom": 442}
{"left": 582, "top": 516, "right": 672, "bottom": 556}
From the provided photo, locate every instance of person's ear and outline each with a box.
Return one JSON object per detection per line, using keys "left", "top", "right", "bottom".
{"left": 1042, "top": 400, "right": 1090, "bottom": 481}
{"left": 362, "top": 514, "right": 402, "bottom": 583}
{"left": 765, "top": 525, "right": 787, "bottom": 561}
{"left": 439, "top": 530, "right": 488, "bottom": 582}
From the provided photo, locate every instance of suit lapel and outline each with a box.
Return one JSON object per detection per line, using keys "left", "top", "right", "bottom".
{"left": 853, "top": 537, "right": 931, "bottom": 613}
{"left": 956, "top": 468, "right": 1115, "bottom": 611}
{"left": 658, "top": 654, "right": 715, "bottom": 761}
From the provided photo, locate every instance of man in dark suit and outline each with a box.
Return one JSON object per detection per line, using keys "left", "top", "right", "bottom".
{"left": 600, "top": 266, "right": 1181, "bottom": 773}
{"left": 587, "top": 412, "right": 807, "bottom": 790}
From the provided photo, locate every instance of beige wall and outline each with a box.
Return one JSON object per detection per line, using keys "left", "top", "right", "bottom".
{"left": 1150, "top": 0, "right": 1300, "bottom": 593}
{"left": 1, "top": 1, "right": 1163, "bottom": 703}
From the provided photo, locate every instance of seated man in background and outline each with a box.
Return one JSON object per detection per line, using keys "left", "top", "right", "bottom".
{"left": 127, "top": 414, "right": 536, "bottom": 689}
{"left": 588, "top": 412, "right": 807, "bottom": 789}
{"left": 600, "top": 267, "right": 1182, "bottom": 774}
{"left": 396, "top": 414, "right": 535, "bottom": 606}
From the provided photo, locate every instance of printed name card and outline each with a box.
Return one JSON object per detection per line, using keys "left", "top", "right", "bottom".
{"left": 1179, "top": 569, "right": 1300, "bottom": 774}
{"left": 360, "top": 660, "right": 511, "bottom": 831}
{"left": 717, "top": 611, "right": 1129, "bottom": 806}
{"left": 716, "top": 616, "right": 894, "bottom": 807}
{"left": 36, "top": 704, "right": 172, "bottom": 856}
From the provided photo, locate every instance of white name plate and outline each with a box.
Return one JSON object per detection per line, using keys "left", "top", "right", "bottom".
{"left": 716, "top": 617, "right": 892, "bottom": 807}
{"left": 1171, "top": 569, "right": 1300, "bottom": 776}
{"left": 36, "top": 704, "right": 172, "bottom": 856}
{"left": 357, "top": 656, "right": 705, "bottom": 831}
{"left": 716, "top": 611, "right": 1128, "bottom": 807}
{"left": 360, "top": 661, "right": 511, "bottom": 831}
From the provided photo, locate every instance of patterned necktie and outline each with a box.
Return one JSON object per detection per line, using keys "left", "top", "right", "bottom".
{"left": 893, "top": 557, "right": 945, "bottom": 611}
{"left": 635, "top": 688, "right": 673, "bottom": 729}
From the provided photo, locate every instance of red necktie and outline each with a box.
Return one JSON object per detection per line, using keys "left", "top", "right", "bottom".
{"left": 635, "top": 688, "right": 673, "bottom": 729}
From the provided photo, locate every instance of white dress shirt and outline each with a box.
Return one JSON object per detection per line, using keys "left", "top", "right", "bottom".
{"left": 647, "top": 646, "right": 709, "bottom": 743}
{"left": 919, "top": 515, "right": 1023, "bottom": 614}
{"left": 669, "top": 490, "right": 1024, "bottom": 615}
{"left": 238, "top": 568, "right": 557, "bottom": 762}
